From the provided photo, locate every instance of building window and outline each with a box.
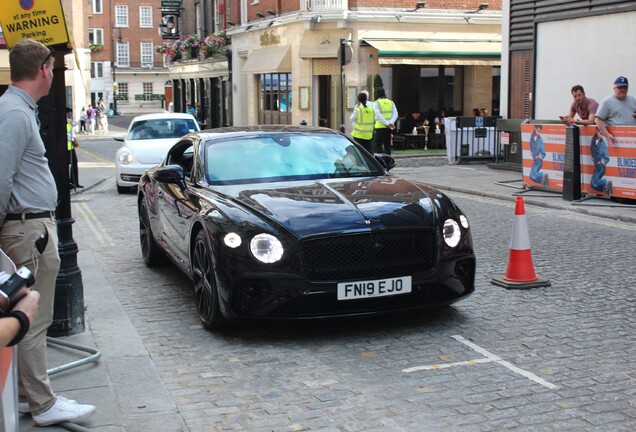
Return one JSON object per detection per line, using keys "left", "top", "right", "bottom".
{"left": 141, "top": 42, "right": 153, "bottom": 66}
{"left": 90, "top": 62, "right": 104, "bottom": 78}
{"left": 118, "top": 82, "right": 129, "bottom": 101}
{"left": 143, "top": 83, "right": 153, "bottom": 101}
{"left": 92, "top": 0, "right": 102, "bottom": 14}
{"left": 117, "top": 42, "right": 129, "bottom": 67}
{"left": 89, "top": 28, "right": 104, "bottom": 46}
{"left": 195, "top": 3, "right": 203, "bottom": 36}
{"left": 139, "top": 6, "right": 153, "bottom": 28}
{"left": 115, "top": 5, "right": 129, "bottom": 27}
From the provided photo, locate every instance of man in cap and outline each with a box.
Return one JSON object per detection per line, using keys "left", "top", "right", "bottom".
{"left": 594, "top": 76, "right": 636, "bottom": 145}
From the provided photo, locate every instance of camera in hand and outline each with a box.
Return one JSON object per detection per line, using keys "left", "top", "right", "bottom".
{"left": 0, "top": 267, "right": 34, "bottom": 315}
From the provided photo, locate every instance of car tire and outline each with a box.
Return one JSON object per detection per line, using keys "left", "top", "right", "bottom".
{"left": 192, "top": 230, "right": 229, "bottom": 331}
{"left": 139, "top": 199, "right": 167, "bottom": 267}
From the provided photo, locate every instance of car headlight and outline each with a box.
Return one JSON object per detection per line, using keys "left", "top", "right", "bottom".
{"left": 250, "top": 234, "right": 284, "bottom": 263}
{"left": 223, "top": 232, "right": 242, "bottom": 248}
{"left": 443, "top": 219, "right": 461, "bottom": 248}
{"left": 118, "top": 150, "right": 134, "bottom": 165}
{"left": 459, "top": 214, "right": 469, "bottom": 229}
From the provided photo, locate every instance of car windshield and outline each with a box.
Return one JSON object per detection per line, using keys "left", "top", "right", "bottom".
{"left": 205, "top": 133, "right": 384, "bottom": 185}
{"left": 127, "top": 118, "right": 198, "bottom": 140}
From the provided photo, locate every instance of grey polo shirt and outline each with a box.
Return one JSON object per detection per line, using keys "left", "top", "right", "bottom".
{"left": 0, "top": 86, "right": 58, "bottom": 226}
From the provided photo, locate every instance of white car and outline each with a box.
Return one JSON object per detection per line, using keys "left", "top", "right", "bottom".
{"left": 115, "top": 113, "right": 200, "bottom": 193}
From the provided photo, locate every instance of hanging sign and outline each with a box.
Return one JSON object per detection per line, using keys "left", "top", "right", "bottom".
{"left": 0, "top": 0, "right": 70, "bottom": 48}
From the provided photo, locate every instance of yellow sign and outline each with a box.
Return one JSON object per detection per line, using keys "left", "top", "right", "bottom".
{"left": 0, "top": 0, "right": 69, "bottom": 48}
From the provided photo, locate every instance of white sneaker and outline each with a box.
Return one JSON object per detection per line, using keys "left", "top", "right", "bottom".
{"left": 32, "top": 396, "right": 96, "bottom": 426}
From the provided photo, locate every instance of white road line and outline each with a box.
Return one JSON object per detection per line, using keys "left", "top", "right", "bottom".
{"left": 402, "top": 357, "right": 494, "bottom": 373}
{"left": 401, "top": 335, "right": 558, "bottom": 390}
{"left": 452, "top": 335, "right": 558, "bottom": 389}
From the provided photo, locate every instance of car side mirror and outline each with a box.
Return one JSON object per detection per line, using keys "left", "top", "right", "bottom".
{"left": 374, "top": 154, "right": 396, "bottom": 171}
{"left": 153, "top": 165, "right": 186, "bottom": 189}
{"left": 114, "top": 134, "right": 125, "bottom": 142}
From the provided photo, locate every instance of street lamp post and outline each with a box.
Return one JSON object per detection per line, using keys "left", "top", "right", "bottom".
{"left": 111, "top": 27, "right": 122, "bottom": 115}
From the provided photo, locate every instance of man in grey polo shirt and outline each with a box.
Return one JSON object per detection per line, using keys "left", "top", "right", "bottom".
{"left": 595, "top": 76, "right": 636, "bottom": 145}
{"left": 0, "top": 39, "right": 95, "bottom": 426}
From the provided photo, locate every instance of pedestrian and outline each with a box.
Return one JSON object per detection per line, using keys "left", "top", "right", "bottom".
{"left": 86, "top": 104, "right": 95, "bottom": 134}
{"left": 402, "top": 110, "right": 421, "bottom": 134}
{"left": 560, "top": 85, "right": 598, "bottom": 126}
{"left": 186, "top": 102, "right": 195, "bottom": 116}
{"left": 79, "top": 106, "right": 87, "bottom": 133}
{"left": 594, "top": 76, "right": 636, "bottom": 145}
{"left": 372, "top": 87, "right": 397, "bottom": 155}
{"left": 67, "top": 109, "right": 83, "bottom": 189}
{"left": 0, "top": 38, "right": 96, "bottom": 426}
{"left": 98, "top": 99, "right": 108, "bottom": 133}
{"left": 529, "top": 124, "right": 549, "bottom": 187}
{"left": 349, "top": 92, "right": 375, "bottom": 153}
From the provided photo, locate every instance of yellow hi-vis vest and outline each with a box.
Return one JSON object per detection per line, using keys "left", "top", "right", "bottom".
{"left": 351, "top": 105, "right": 375, "bottom": 140}
{"left": 374, "top": 98, "right": 394, "bottom": 129}
{"left": 67, "top": 122, "right": 73, "bottom": 150}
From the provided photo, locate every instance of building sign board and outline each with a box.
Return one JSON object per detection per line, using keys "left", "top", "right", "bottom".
{"left": 161, "top": 0, "right": 182, "bottom": 8}
{"left": 0, "top": 0, "right": 69, "bottom": 48}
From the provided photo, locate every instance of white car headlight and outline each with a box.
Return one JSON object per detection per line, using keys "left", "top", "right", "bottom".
{"left": 118, "top": 150, "right": 134, "bottom": 165}
{"left": 459, "top": 214, "right": 469, "bottom": 229}
{"left": 250, "top": 234, "right": 284, "bottom": 263}
{"left": 223, "top": 232, "right": 242, "bottom": 248}
{"left": 443, "top": 219, "right": 461, "bottom": 248}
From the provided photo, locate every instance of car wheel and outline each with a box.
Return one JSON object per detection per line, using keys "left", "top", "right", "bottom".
{"left": 139, "top": 199, "right": 167, "bottom": 267}
{"left": 192, "top": 230, "right": 229, "bottom": 331}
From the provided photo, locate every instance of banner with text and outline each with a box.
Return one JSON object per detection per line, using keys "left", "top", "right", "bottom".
{"left": 579, "top": 125, "right": 636, "bottom": 199}
{"left": 521, "top": 124, "right": 567, "bottom": 191}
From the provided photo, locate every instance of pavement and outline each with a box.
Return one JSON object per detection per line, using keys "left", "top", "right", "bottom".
{"left": 16, "top": 128, "right": 636, "bottom": 431}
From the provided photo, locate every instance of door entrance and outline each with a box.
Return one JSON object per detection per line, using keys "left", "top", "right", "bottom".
{"left": 317, "top": 75, "right": 331, "bottom": 128}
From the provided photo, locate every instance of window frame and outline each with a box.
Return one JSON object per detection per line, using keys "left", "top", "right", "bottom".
{"left": 140, "top": 42, "right": 154, "bottom": 66}
{"left": 89, "top": 28, "right": 104, "bottom": 46}
{"left": 92, "top": 0, "right": 103, "bottom": 14}
{"left": 139, "top": 6, "right": 153, "bottom": 28}
{"left": 116, "top": 41, "right": 130, "bottom": 67}
{"left": 90, "top": 62, "right": 104, "bottom": 78}
{"left": 115, "top": 5, "right": 129, "bottom": 27}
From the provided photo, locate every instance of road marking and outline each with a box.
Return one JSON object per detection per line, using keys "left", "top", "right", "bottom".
{"left": 74, "top": 202, "right": 115, "bottom": 247}
{"left": 402, "top": 335, "right": 558, "bottom": 390}
{"left": 76, "top": 147, "right": 115, "bottom": 165}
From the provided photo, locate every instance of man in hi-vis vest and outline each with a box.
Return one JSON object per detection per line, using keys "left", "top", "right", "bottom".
{"left": 349, "top": 91, "right": 375, "bottom": 153}
{"left": 372, "top": 87, "right": 398, "bottom": 155}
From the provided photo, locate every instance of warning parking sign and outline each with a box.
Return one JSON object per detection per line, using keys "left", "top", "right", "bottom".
{"left": 0, "top": 0, "right": 69, "bottom": 48}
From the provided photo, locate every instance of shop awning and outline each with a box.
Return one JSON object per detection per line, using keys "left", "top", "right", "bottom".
{"left": 299, "top": 30, "right": 351, "bottom": 58}
{"left": 361, "top": 31, "right": 501, "bottom": 66}
{"left": 242, "top": 46, "right": 291, "bottom": 74}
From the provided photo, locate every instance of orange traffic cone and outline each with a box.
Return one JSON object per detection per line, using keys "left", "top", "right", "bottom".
{"left": 491, "top": 196, "right": 550, "bottom": 289}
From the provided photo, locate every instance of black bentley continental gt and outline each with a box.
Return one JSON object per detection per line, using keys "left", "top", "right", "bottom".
{"left": 137, "top": 126, "right": 475, "bottom": 330}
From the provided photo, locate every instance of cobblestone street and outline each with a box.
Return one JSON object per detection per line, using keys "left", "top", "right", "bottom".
{"left": 70, "top": 171, "right": 636, "bottom": 431}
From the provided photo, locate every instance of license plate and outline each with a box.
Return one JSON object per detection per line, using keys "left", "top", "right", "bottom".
{"left": 337, "top": 276, "right": 412, "bottom": 300}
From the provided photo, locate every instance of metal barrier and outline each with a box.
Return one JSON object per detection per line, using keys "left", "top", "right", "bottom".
{"left": 447, "top": 116, "right": 500, "bottom": 163}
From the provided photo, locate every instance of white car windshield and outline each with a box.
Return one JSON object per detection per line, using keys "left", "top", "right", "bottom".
{"left": 205, "top": 133, "right": 383, "bottom": 184}
{"left": 128, "top": 119, "right": 198, "bottom": 140}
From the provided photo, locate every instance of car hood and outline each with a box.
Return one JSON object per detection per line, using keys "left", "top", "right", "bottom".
{"left": 123, "top": 139, "right": 180, "bottom": 165}
{"left": 222, "top": 176, "right": 439, "bottom": 237}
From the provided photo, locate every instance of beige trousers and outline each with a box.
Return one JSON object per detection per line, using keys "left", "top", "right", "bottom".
{"left": 0, "top": 217, "right": 60, "bottom": 415}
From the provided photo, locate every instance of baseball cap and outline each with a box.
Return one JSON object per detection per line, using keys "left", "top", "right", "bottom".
{"left": 614, "top": 76, "right": 629, "bottom": 87}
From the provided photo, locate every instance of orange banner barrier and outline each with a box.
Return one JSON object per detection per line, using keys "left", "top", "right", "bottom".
{"left": 579, "top": 125, "right": 636, "bottom": 199}
{"left": 521, "top": 124, "right": 567, "bottom": 191}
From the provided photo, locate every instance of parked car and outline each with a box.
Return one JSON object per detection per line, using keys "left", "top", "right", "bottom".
{"left": 137, "top": 126, "right": 475, "bottom": 330}
{"left": 114, "top": 112, "right": 199, "bottom": 193}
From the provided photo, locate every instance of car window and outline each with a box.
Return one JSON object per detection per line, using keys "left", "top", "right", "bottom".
{"left": 128, "top": 118, "right": 199, "bottom": 140}
{"left": 205, "top": 133, "right": 383, "bottom": 184}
